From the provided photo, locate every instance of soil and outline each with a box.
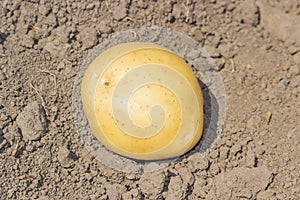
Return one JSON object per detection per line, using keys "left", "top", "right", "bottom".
{"left": 0, "top": 0, "right": 299, "bottom": 199}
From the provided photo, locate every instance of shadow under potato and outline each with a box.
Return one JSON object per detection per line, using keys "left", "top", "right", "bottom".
{"left": 184, "top": 78, "right": 218, "bottom": 156}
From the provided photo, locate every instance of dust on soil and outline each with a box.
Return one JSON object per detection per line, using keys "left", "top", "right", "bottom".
{"left": 0, "top": 0, "right": 299, "bottom": 199}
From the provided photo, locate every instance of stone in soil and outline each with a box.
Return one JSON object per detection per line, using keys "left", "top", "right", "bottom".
{"left": 139, "top": 170, "right": 165, "bottom": 199}
{"left": 57, "top": 145, "right": 76, "bottom": 168}
{"left": 77, "top": 26, "right": 98, "bottom": 50}
{"left": 112, "top": 0, "right": 129, "bottom": 21}
{"left": 207, "top": 166, "right": 274, "bottom": 199}
{"left": 16, "top": 101, "right": 48, "bottom": 141}
{"left": 258, "top": 0, "right": 300, "bottom": 46}
{"left": 234, "top": 0, "right": 260, "bottom": 26}
{"left": 164, "top": 176, "right": 184, "bottom": 200}
{"left": 122, "top": 188, "right": 141, "bottom": 200}
{"left": 187, "top": 153, "right": 210, "bottom": 172}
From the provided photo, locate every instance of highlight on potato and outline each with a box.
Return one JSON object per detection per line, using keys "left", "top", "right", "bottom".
{"left": 81, "top": 43, "right": 204, "bottom": 160}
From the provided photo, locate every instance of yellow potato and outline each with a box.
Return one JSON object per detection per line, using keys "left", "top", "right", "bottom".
{"left": 81, "top": 43, "right": 203, "bottom": 160}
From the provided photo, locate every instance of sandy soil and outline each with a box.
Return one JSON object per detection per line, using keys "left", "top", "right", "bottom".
{"left": 0, "top": 0, "right": 300, "bottom": 199}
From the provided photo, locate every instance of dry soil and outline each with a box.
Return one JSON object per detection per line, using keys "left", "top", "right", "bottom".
{"left": 0, "top": 0, "right": 300, "bottom": 199}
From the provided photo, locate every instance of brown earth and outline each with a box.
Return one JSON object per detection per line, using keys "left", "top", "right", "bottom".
{"left": 0, "top": 0, "right": 300, "bottom": 199}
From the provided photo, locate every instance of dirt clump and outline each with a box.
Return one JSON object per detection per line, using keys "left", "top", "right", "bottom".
{"left": 16, "top": 101, "right": 48, "bottom": 141}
